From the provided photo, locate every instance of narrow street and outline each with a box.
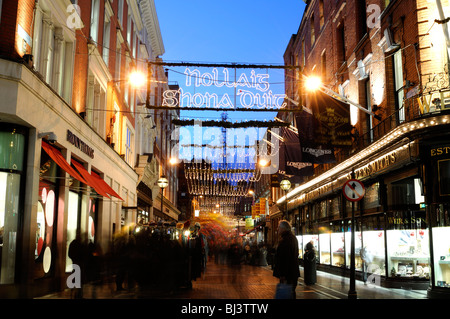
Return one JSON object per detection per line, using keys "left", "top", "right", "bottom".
{"left": 37, "top": 261, "right": 427, "bottom": 300}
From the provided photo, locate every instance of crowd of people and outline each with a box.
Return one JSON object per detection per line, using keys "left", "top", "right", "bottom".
{"left": 67, "top": 220, "right": 314, "bottom": 299}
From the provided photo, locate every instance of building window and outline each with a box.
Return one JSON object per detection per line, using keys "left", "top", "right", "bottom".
{"left": 125, "top": 125, "right": 134, "bottom": 166}
{"left": 115, "top": 42, "right": 122, "bottom": 81}
{"left": 127, "top": 12, "right": 132, "bottom": 46}
{"left": 90, "top": 0, "right": 100, "bottom": 43}
{"left": 117, "top": 0, "right": 124, "bottom": 27}
{"left": 319, "top": 0, "right": 324, "bottom": 30}
{"left": 0, "top": 126, "right": 26, "bottom": 284}
{"left": 357, "top": 0, "right": 368, "bottom": 39}
{"left": 321, "top": 50, "right": 326, "bottom": 79}
{"left": 393, "top": 50, "right": 405, "bottom": 123}
{"left": 310, "top": 13, "right": 315, "bottom": 45}
{"left": 337, "top": 23, "right": 346, "bottom": 65}
{"left": 102, "top": 10, "right": 111, "bottom": 66}
{"left": 365, "top": 79, "right": 374, "bottom": 142}
{"left": 31, "top": 6, "right": 74, "bottom": 104}
{"left": 301, "top": 39, "right": 305, "bottom": 67}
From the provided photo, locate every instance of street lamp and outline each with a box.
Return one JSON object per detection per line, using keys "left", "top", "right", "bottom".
{"left": 157, "top": 175, "right": 169, "bottom": 217}
{"left": 280, "top": 179, "right": 291, "bottom": 218}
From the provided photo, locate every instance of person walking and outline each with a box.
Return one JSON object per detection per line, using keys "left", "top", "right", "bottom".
{"left": 273, "top": 220, "right": 300, "bottom": 299}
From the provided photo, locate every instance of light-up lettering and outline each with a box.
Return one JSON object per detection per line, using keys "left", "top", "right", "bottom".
{"left": 163, "top": 67, "right": 286, "bottom": 109}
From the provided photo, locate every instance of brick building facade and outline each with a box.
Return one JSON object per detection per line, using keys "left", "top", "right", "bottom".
{"left": 275, "top": 0, "right": 450, "bottom": 297}
{"left": 0, "top": 0, "right": 178, "bottom": 298}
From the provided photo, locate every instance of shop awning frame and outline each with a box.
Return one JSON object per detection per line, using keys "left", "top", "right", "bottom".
{"left": 41, "top": 141, "right": 88, "bottom": 185}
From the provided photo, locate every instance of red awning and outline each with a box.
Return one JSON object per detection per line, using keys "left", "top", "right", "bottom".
{"left": 91, "top": 171, "right": 124, "bottom": 201}
{"left": 71, "top": 160, "right": 111, "bottom": 198}
{"left": 41, "top": 141, "right": 88, "bottom": 185}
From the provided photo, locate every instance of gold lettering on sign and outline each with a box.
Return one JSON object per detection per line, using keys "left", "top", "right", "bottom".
{"left": 431, "top": 146, "right": 450, "bottom": 157}
{"left": 355, "top": 152, "right": 397, "bottom": 179}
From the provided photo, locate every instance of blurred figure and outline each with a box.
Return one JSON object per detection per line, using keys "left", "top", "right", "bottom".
{"left": 304, "top": 240, "right": 317, "bottom": 285}
{"left": 68, "top": 233, "right": 87, "bottom": 299}
{"left": 273, "top": 220, "right": 300, "bottom": 299}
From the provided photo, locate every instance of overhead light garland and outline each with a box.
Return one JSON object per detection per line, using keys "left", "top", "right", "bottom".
{"left": 172, "top": 119, "right": 290, "bottom": 128}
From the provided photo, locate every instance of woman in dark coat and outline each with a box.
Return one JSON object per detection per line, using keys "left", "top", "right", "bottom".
{"left": 303, "top": 240, "right": 317, "bottom": 285}
{"left": 273, "top": 220, "right": 300, "bottom": 298}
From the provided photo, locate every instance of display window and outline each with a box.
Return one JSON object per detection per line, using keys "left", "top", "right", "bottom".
{"left": 362, "top": 230, "right": 386, "bottom": 276}
{"left": 431, "top": 203, "right": 450, "bottom": 288}
{"left": 303, "top": 234, "right": 318, "bottom": 258}
{"left": 386, "top": 211, "right": 429, "bottom": 279}
{"left": 345, "top": 230, "right": 362, "bottom": 270}
{"left": 0, "top": 127, "right": 25, "bottom": 285}
{"left": 331, "top": 232, "right": 345, "bottom": 267}
{"left": 296, "top": 235, "right": 303, "bottom": 258}
{"left": 65, "top": 190, "right": 82, "bottom": 272}
{"left": 387, "top": 229, "right": 429, "bottom": 278}
{"left": 319, "top": 232, "right": 331, "bottom": 264}
{"left": 88, "top": 197, "right": 98, "bottom": 243}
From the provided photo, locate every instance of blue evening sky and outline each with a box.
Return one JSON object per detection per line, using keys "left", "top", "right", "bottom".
{"left": 154, "top": 0, "right": 306, "bottom": 123}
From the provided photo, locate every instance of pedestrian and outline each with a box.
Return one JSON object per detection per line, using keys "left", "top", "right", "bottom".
{"left": 360, "top": 246, "right": 373, "bottom": 285}
{"left": 303, "top": 240, "right": 317, "bottom": 285}
{"left": 273, "top": 220, "right": 300, "bottom": 299}
{"left": 68, "top": 233, "right": 87, "bottom": 299}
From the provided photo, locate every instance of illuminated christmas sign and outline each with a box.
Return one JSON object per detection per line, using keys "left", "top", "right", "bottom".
{"left": 162, "top": 67, "right": 287, "bottom": 110}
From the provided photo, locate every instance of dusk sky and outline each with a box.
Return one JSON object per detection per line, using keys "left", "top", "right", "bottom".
{"left": 154, "top": 1, "right": 306, "bottom": 122}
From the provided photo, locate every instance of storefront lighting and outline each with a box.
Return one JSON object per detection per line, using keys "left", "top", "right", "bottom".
{"left": 280, "top": 116, "right": 445, "bottom": 205}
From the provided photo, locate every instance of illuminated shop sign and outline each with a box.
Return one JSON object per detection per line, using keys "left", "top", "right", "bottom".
{"left": 67, "top": 130, "right": 94, "bottom": 158}
{"left": 354, "top": 153, "right": 397, "bottom": 179}
{"left": 162, "top": 68, "right": 287, "bottom": 110}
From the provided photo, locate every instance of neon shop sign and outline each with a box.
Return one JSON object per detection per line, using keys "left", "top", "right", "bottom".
{"left": 162, "top": 68, "right": 287, "bottom": 110}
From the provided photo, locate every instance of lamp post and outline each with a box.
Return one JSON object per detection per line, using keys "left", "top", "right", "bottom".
{"left": 157, "top": 175, "right": 169, "bottom": 218}
{"left": 280, "top": 179, "right": 291, "bottom": 219}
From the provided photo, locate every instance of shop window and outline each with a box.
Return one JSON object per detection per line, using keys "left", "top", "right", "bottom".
{"left": 361, "top": 230, "right": 385, "bottom": 275}
{"left": 35, "top": 150, "right": 58, "bottom": 279}
{"left": 0, "top": 128, "right": 25, "bottom": 284}
{"left": 331, "top": 230, "right": 345, "bottom": 267}
{"left": 345, "top": 224, "right": 363, "bottom": 271}
{"left": 438, "top": 159, "right": 450, "bottom": 196}
{"left": 431, "top": 203, "right": 450, "bottom": 288}
{"left": 302, "top": 234, "right": 318, "bottom": 259}
{"left": 296, "top": 235, "right": 303, "bottom": 259}
{"left": 319, "top": 232, "right": 331, "bottom": 265}
{"left": 388, "top": 177, "right": 424, "bottom": 210}
{"left": 363, "top": 182, "right": 380, "bottom": 210}
{"left": 329, "top": 197, "right": 340, "bottom": 218}
{"left": 359, "top": 216, "right": 386, "bottom": 276}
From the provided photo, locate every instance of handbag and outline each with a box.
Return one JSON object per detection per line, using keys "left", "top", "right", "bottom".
{"left": 275, "top": 283, "right": 293, "bottom": 299}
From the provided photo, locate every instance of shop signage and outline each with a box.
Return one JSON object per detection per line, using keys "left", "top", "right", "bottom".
{"left": 430, "top": 145, "right": 450, "bottom": 157}
{"left": 342, "top": 179, "right": 365, "bottom": 202}
{"left": 354, "top": 152, "right": 397, "bottom": 179}
{"left": 67, "top": 130, "right": 94, "bottom": 158}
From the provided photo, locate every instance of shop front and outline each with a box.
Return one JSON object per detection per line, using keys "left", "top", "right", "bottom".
{"left": 0, "top": 60, "right": 138, "bottom": 298}
{"left": 290, "top": 136, "right": 433, "bottom": 289}
{"left": 423, "top": 140, "right": 450, "bottom": 298}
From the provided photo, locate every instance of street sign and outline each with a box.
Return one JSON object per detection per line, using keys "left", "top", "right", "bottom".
{"left": 342, "top": 179, "right": 365, "bottom": 202}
